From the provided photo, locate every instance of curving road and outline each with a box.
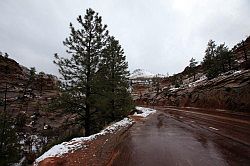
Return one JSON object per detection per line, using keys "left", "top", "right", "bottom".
{"left": 110, "top": 106, "right": 250, "bottom": 166}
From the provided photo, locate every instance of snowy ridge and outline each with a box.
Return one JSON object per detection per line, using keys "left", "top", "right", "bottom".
{"left": 130, "top": 69, "right": 166, "bottom": 79}
{"left": 188, "top": 75, "right": 207, "bottom": 88}
{"left": 134, "top": 106, "right": 157, "bottom": 117}
{"left": 34, "top": 118, "right": 133, "bottom": 165}
{"left": 130, "top": 69, "right": 154, "bottom": 79}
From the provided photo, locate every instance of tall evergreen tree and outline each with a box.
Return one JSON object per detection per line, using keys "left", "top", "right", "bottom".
{"left": 241, "top": 39, "right": 248, "bottom": 62}
{"left": 203, "top": 40, "right": 219, "bottom": 79}
{"left": 96, "top": 37, "right": 133, "bottom": 123}
{"left": 189, "top": 57, "right": 198, "bottom": 81}
{"left": 203, "top": 40, "right": 236, "bottom": 79}
{"left": 215, "top": 43, "right": 235, "bottom": 72}
{"left": 54, "top": 8, "right": 109, "bottom": 136}
{"left": 18, "top": 67, "right": 36, "bottom": 114}
{"left": 0, "top": 65, "right": 20, "bottom": 165}
{"left": 203, "top": 40, "right": 216, "bottom": 68}
{"left": 0, "top": 113, "right": 20, "bottom": 165}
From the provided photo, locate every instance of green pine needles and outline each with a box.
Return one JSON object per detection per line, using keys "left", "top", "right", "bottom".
{"left": 203, "top": 40, "right": 236, "bottom": 79}
{"left": 54, "top": 8, "right": 133, "bottom": 136}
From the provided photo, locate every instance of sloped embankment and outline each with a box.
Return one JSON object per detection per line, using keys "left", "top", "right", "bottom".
{"left": 33, "top": 107, "right": 157, "bottom": 166}
{"left": 34, "top": 118, "right": 134, "bottom": 166}
{"left": 160, "top": 70, "right": 250, "bottom": 111}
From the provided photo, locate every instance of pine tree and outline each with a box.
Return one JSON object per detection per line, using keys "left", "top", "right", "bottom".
{"left": 189, "top": 57, "right": 198, "bottom": 81}
{"left": 203, "top": 40, "right": 216, "bottom": 68}
{"left": 0, "top": 65, "right": 20, "bottom": 165}
{"left": 54, "top": 8, "right": 109, "bottom": 136}
{"left": 203, "top": 40, "right": 237, "bottom": 79}
{"left": 215, "top": 43, "right": 235, "bottom": 72}
{"left": 203, "top": 40, "right": 219, "bottom": 79}
{"left": 96, "top": 37, "right": 133, "bottom": 123}
{"left": 241, "top": 40, "right": 248, "bottom": 62}
{"left": 19, "top": 67, "right": 36, "bottom": 113}
{"left": 0, "top": 113, "right": 20, "bottom": 165}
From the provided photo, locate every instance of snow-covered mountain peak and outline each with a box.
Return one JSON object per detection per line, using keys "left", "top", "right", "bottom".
{"left": 130, "top": 69, "right": 168, "bottom": 79}
{"left": 130, "top": 69, "right": 154, "bottom": 79}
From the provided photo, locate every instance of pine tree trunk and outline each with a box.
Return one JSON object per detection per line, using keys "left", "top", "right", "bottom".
{"left": 85, "top": 103, "right": 91, "bottom": 136}
{"left": 85, "top": 72, "right": 91, "bottom": 136}
{"left": 85, "top": 62, "right": 91, "bottom": 136}
{"left": 111, "top": 94, "right": 115, "bottom": 120}
{"left": 111, "top": 62, "right": 115, "bottom": 120}
{"left": 85, "top": 37, "right": 92, "bottom": 136}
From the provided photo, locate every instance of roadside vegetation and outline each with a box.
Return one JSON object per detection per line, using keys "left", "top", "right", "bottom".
{"left": 0, "top": 7, "right": 249, "bottom": 166}
{"left": 53, "top": 8, "right": 133, "bottom": 136}
{"left": 0, "top": 8, "right": 133, "bottom": 165}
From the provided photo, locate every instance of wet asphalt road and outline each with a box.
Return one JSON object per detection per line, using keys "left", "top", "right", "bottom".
{"left": 110, "top": 107, "right": 250, "bottom": 166}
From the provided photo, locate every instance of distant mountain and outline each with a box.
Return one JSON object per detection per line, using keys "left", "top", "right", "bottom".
{"left": 130, "top": 69, "right": 154, "bottom": 79}
{"left": 130, "top": 69, "right": 166, "bottom": 79}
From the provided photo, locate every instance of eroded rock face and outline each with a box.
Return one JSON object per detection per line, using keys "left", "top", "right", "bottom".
{"left": 0, "top": 55, "right": 23, "bottom": 75}
{"left": 0, "top": 55, "right": 59, "bottom": 90}
{"left": 0, "top": 54, "right": 70, "bottom": 164}
{"left": 160, "top": 70, "right": 250, "bottom": 111}
{"left": 0, "top": 54, "right": 60, "bottom": 118}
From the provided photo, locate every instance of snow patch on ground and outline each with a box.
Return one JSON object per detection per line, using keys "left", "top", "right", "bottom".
{"left": 134, "top": 107, "right": 157, "bottom": 117}
{"left": 34, "top": 118, "right": 133, "bottom": 165}
{"left": 169, "top": 87, "right": 180, "bottom": 92}
{"left": 233, "top": 70, "right": 242, "bottom": 75}
{"left": 209, "top": 127, "right": 219, "bottom": 131}
{"left": 188, "top": 75, "right": 207, "bottom": 88}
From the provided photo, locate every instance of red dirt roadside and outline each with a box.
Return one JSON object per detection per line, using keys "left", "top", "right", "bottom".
{"left": 35, "top": 117, "right": 137, "bottom": 166}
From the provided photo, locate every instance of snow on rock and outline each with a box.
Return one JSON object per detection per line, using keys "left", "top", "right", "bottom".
{"left": 130, "top": 69, "right": 155, "bottom": 79}
{"left": 34, "top": 118, "right": 133, "bottom": 165}
{"left": 130, "top": 69, "right": 167, "bottom": 79}
{"left": 169, "top": 87, "right": 180, "bottom": 92}
{"left": 188, "top": 75, "right": 207, "bottom": 88}
{"left": 233, "top": 70, "right": 242, "bottom": 75}
{"left": 134, "top": 107, "right": 157, "bottom": 117}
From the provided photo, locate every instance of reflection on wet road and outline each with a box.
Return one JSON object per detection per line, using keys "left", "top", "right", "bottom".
{"left": 110, "top": 108, "right": 250, "bottom": 166}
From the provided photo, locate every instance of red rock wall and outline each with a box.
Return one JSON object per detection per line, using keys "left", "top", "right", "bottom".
{"left": 161, "top": 70, "right": 250, "bottom": 112}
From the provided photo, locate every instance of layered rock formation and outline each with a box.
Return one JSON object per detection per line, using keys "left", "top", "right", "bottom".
{"left": 135, "top": 70, "right": 250, "bottom": 112}
{"left": 0, "top": 54, "right": 74, "bottom": 164}
{"left": 132, "top": 36, "right": 250, "bottom": 112}
{"left": 160, "top": 70, "right": 250, "bottom": 111}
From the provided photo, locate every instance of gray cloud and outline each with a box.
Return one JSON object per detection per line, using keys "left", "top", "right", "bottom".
{"left": 0, "top": 0, "right": 249, "bottom": 76}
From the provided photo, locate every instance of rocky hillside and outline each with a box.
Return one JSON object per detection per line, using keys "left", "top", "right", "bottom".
{"left": 155, "top": 70, "right": 250, "bottom": 111}
{"left": 134, "top": 70, "right": 250, "bottom": 112}
{"left": 132, "top": 36, "right": 250, "bottom": 112}
{"left": 0, "top": 54, "right": 78, "bottom": 164}
{"left": 0, "top": 54, "right": 60, "bottom": 127}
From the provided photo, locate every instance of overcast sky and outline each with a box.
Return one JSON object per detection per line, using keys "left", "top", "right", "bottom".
{"left": 0, "top": 0, "right": 249, "bottom": 76}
